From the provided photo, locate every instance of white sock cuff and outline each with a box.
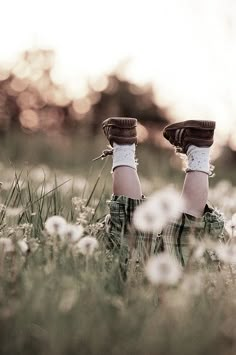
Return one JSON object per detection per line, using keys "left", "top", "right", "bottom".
{"left": 186, "top": 145, "right": 211, "bottom": 175}
{"left": 112, "top": 143, "right": 137, "bottom": 171}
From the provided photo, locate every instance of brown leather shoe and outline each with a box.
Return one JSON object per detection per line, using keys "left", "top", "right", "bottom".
{"left": 163, "top": 120, "right": 216, "bottom": 153}
{"left": 102, "top": 117, "right": 138, "bottom": 146}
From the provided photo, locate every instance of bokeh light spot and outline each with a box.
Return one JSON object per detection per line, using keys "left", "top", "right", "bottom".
{"left": 137, "top": 123, "right": 148, "bottom": 143}
{"left": 19, "top": 109, "right": 39, "bottom": 131}
{"left": 90, "top": 76, "right": 108, "bottom": 92}
{"left": 0, "top": 70, "right": 10, "bottom": 81}
{"left": 72, "top": 98, "right": 91, "bottom": 115}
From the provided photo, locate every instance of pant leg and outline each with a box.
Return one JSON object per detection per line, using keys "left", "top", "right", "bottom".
{"left": 105, "top": 195, "right": 163, "bottom": 260}
{"left": 161, "top": 204, "right": 225, "bottom": 266}
{"left": 106, "top": 196, "right": 225, "bottom": 269}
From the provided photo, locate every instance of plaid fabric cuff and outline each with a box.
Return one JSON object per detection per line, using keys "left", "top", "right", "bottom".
{"left": 105, "top": 194, "right": 226, "bottom": 264}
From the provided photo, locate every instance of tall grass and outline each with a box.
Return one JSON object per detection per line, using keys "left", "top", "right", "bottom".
{"left": 0, "top": 157, "right": 235, "bottom": 355}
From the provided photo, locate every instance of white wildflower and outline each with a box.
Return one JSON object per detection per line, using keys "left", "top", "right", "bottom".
{"left": 0, "top": 238, "right": 15, "bottom": 253}
{"left": 72, "top": 197, "right": 86, "bottom": 209}
{"left": 145, "top": 253, "right": 182, "bottom": 286}
{"left": 17, "top": 239, "right": 29, "bottom": 254}
{"left": 45, "top": 216, "right": 67, "bottom": 237}
{"left": 215, "top": 244, "right": 236, "bottom": 263}
{"left": 63, "top": 224, "right": 84, "bottom": 243}
{"left": 133, "top": 186, "right": 185, "bottom": 233}
{"left": 76, "top": 236, "right": 99, "bottom": 256}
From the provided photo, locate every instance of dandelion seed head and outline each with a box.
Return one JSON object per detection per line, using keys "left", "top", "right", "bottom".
{"left": 193, "top": 243, "right": 206, "bottom": 260}
{"left": 215, "top": 244, "right": 236, "bottom": 263}
{"left": 133, "top": 204, "right": 162, "bottom": 232}
{"left": 63, "top": 224, "right": 84, "bottom": 243}
{"left": 225, "top": 218, "right": 236, "bottom": 238}
{"left": 145, "top": 253, "right": 182, "bottom": 286}
{"left": 45, "top": 216, "right": 67, "bottom": 237}
{"left": 133, "top": 186, "right": 185, "bottom": 232}
{"left": 0, "top": 238, "right": 15, "bottom": 253}
{"left": 76, "top": 236, "right": 99, "bottom": 256}
{"left": 17, "top": 239, "right": 29, "bottom": 254}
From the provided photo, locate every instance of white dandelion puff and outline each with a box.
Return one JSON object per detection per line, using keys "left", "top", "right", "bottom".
{"left": 17, "top": 239, "right": 29, "bottom": 254}
{"left": 63, "top": 224, "right": 84, "bottom": 243}
{"left": 225, "top": 218, "right": 236, "bottom": 238}
{"left": 45, "top": 216, "right": 67, "bottom": 237}
{"left": 192, "top": 243, "right": 206, "bottom": 260}
{"left": 0, "top": 238, "right": 15, "bottom": 253}
{"left": 215, "top": 244, "right": 236, "bottom": 263}
{"left": 133, "top": 186, "right": 185, "bottom": 233}
{"left": 76, "top": 236, "right": 99, "bottom": 256}
{"left": 145, "top": 253, "right": 182, "bottom": 286}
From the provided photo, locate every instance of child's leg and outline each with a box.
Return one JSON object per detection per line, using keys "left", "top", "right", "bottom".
{"left": 109, "top": 142, "right": 143, "bottom": 247}
{"left": 181, "top": 144, "right": 211, "bottom": 217}
{"left": 163, "top": 121, "right": 213, "bottom": 218}
{"left": 182, "top": 171, "right": 208, "bottom": 217}
{"left": 112, "top": 143, "right": 142, "bottom": 199}
{"left": 101, "top": 118, "right": 157, "bottom": 278}
{"left": 162, "top": 121, "right": 225, "bottom": 265}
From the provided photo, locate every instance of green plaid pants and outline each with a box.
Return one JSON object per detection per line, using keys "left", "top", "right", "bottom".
{"left": 106, "top": 195, "right": 225, "bottom": 267}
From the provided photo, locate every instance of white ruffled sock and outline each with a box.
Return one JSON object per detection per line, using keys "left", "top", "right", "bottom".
{"left": 186, "top": 145, "right": 211, "bottom": 174}
{"left": 112, "top": 143, "right": 137, "bottom": 171}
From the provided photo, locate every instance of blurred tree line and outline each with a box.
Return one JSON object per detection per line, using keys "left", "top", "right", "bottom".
{"left": 0, "top": 49, "right": 168, "bottom": 143}
{"left": 0, "top": 49, "right": 235, "bottom": 167}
